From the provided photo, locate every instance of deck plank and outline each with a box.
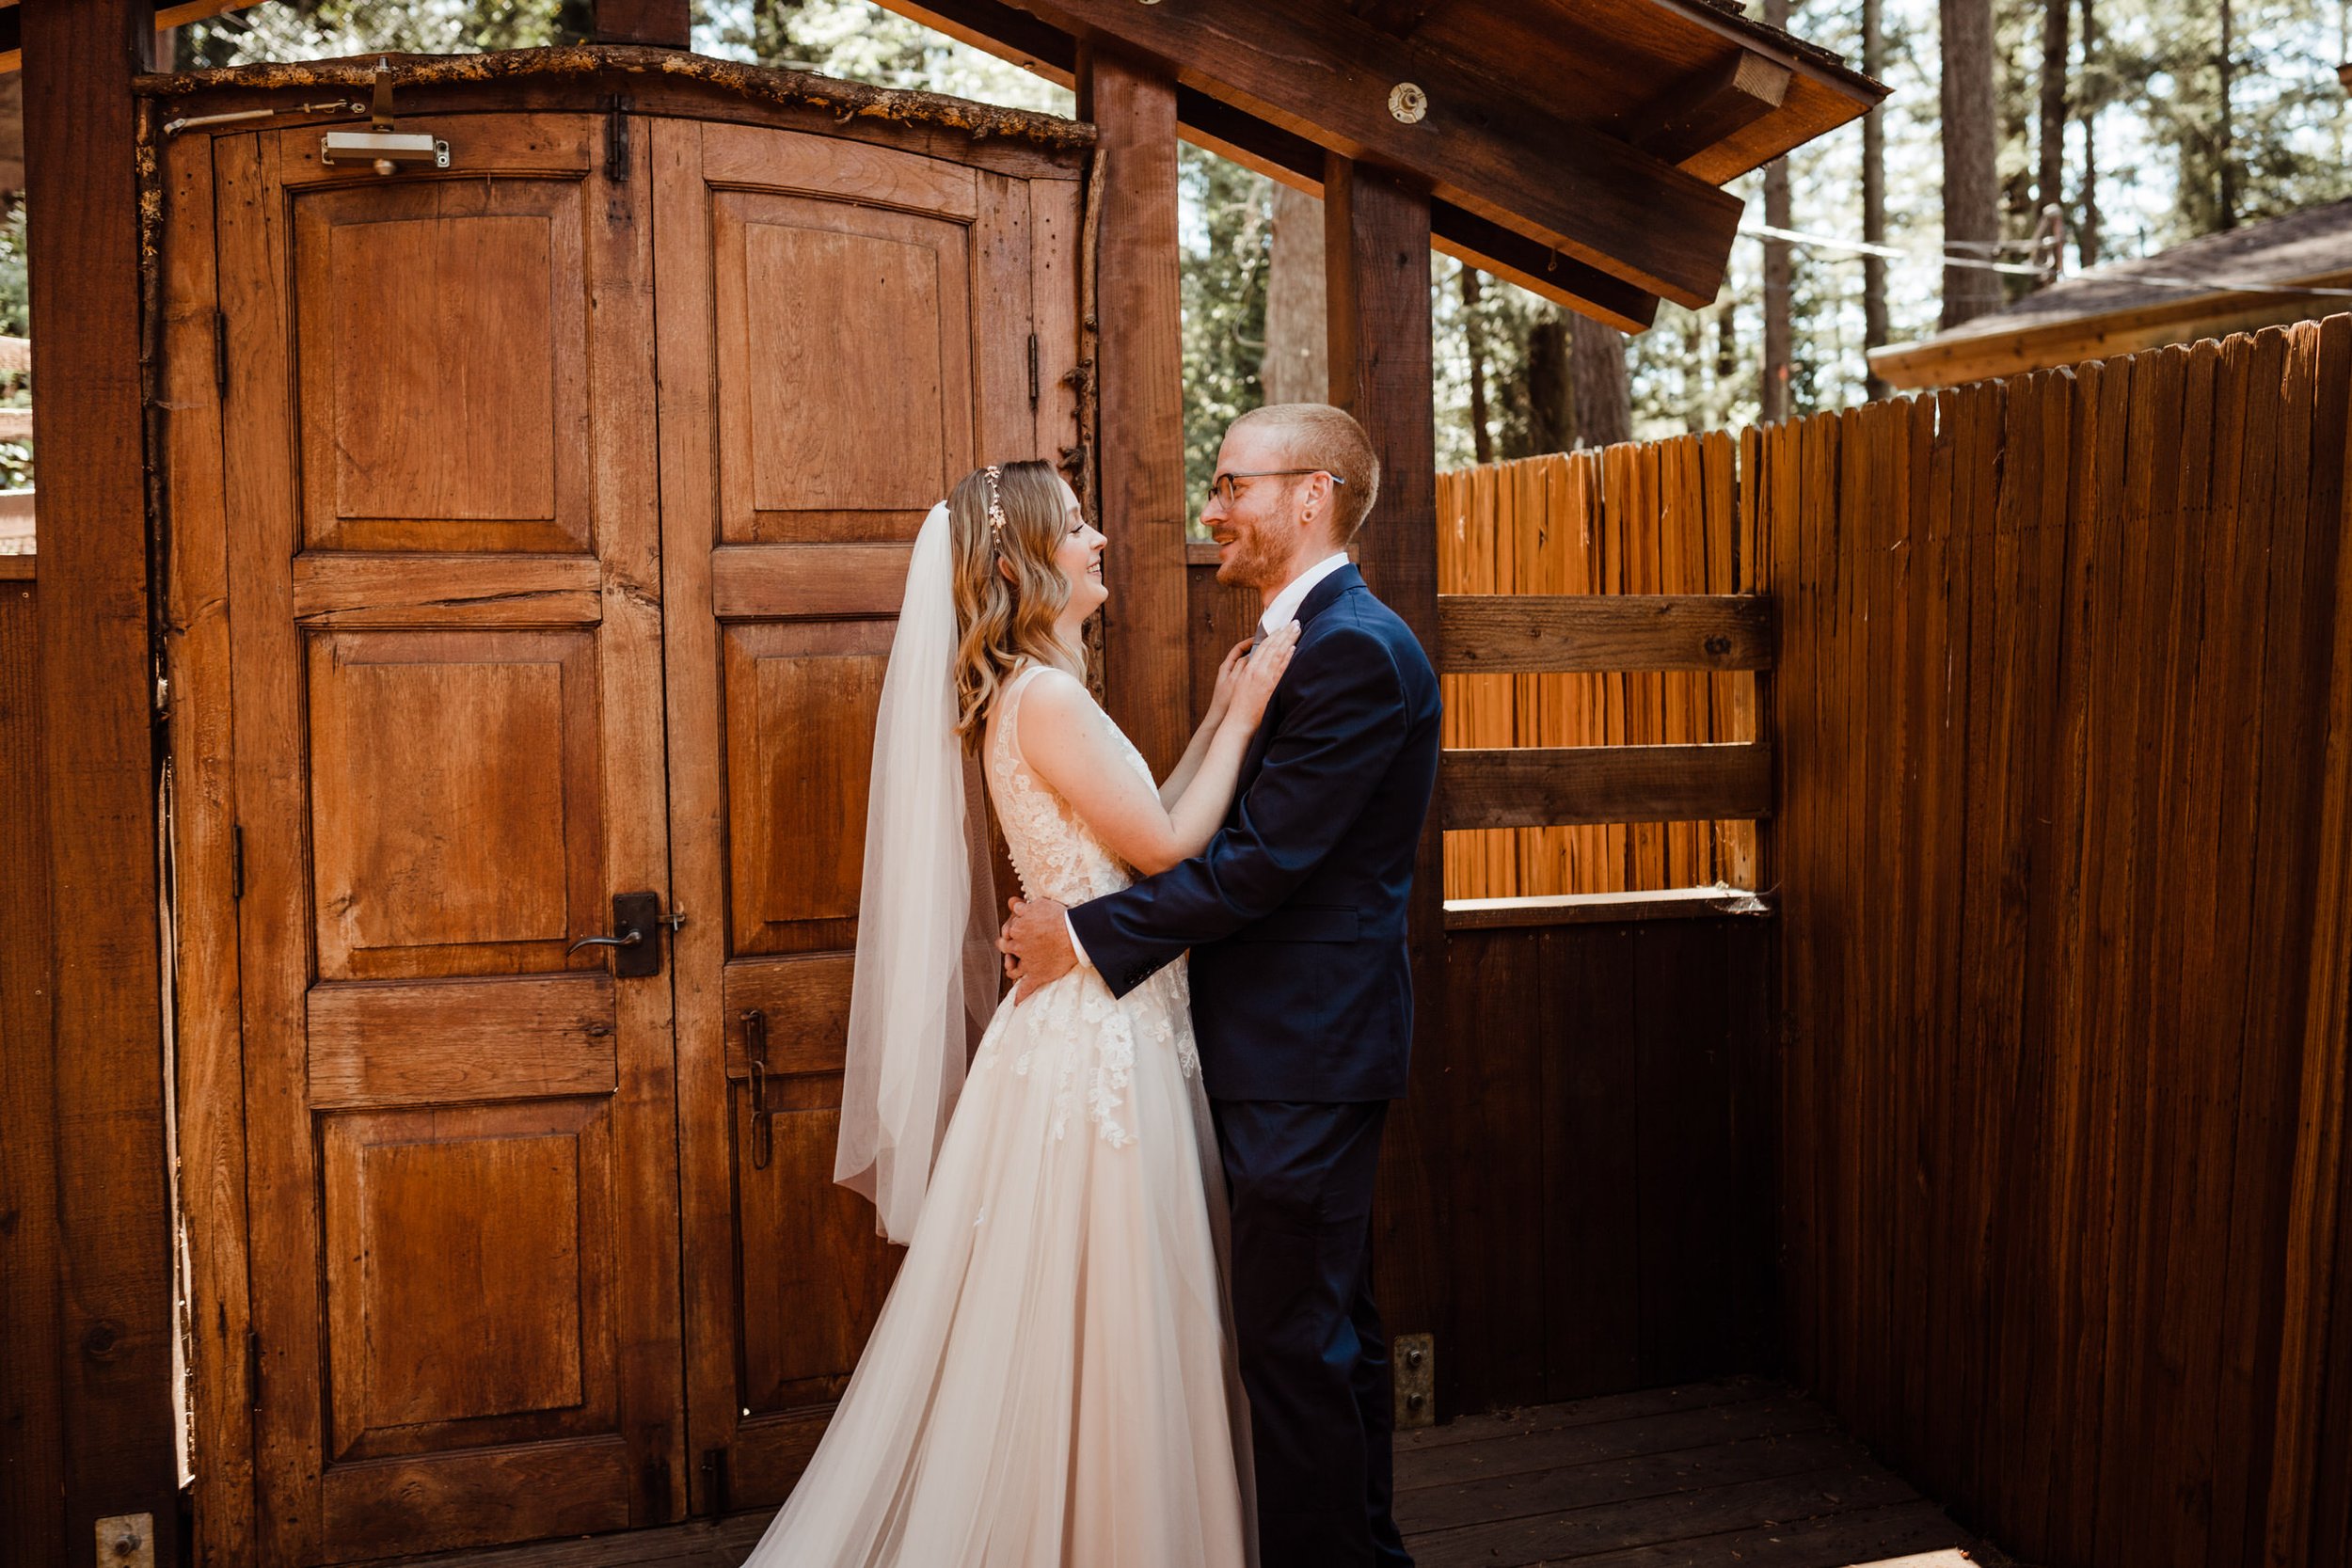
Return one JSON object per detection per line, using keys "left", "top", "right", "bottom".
{"left": 369, "top": 1382, "right": 2002, "bottom": 1568}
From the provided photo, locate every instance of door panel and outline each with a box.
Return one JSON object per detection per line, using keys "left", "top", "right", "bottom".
{"left": 291, "top": 173, "right": 593, "bottom": 553}
{"left": 656, "top": 116, "right": 1081, "bottom": 1512}
{"left": 307, "top": 628, "right": 603, "bottom": 979}
{"left": 713, "top": 190, "right": 974, "bottom": 543}
{"left": 215, "top": 114, "right": 684, "bottom": 1566}
{"left": 723, "top": 619, "right": 891, "bottom": 956}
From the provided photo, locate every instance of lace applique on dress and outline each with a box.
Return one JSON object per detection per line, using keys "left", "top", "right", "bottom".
{"left": 978, "top": 664, "right": 1200, "bottom": 1142}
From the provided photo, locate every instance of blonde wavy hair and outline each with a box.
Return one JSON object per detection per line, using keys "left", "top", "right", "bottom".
{"left": 949, "top": 459, "right": 1085, "bottom": 739}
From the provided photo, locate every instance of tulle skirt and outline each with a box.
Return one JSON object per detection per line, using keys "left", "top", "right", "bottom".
{"left": 743, "top": 960, "right": 1255, "bottom": 1568}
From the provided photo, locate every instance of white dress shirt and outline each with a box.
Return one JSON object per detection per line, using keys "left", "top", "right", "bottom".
{"left": 1061, "top": 549, "right": 1352, "bottom": 972}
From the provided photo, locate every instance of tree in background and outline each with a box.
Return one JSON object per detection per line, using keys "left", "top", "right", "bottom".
{"left": 1941, "top": 0, "right": 2006, "bottom": 325}
{"left": 1261, "top": 184, "right": 1326, "bottom": 406}
{"left": 1864, "top": 0, "right": 1892, "bottom": 399}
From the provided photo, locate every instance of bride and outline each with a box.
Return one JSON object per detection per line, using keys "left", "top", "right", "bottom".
{"left": 743, "top": 459, "right": 1297, "bottom": 1567}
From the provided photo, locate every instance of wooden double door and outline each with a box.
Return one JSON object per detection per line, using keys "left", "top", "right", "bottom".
{"left": 188, "top": 106, "right": 1077, "bottom": 1564}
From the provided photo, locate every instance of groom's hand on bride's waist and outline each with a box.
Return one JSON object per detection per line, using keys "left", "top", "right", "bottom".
{"left": 999, "top": 895, "right": 1077, "bottom": 1004}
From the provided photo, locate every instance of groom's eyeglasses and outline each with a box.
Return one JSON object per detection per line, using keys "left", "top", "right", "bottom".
{"left": 1206, "top": 469, "right": 1345, "bottom": 506}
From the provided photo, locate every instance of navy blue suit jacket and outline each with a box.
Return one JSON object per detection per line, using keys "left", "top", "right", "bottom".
{"left": 1069, "top": 565, "right": 1442, "bottom": 1102}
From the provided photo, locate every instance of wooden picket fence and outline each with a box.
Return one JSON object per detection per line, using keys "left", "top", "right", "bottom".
{"left": 1435, "top": 436, "right": 1763, "bottom": 901}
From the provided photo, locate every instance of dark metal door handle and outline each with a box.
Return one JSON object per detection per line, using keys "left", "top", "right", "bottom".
{"left": 569, "top": 891, "right": 666, "bottom": 978}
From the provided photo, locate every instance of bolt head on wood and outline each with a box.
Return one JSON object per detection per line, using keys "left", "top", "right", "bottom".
{"left": 1388, "top": 83, "right": 1428, "bottom": 123}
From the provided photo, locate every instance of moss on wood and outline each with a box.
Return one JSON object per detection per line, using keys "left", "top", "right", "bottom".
{"left": 134, "top": 43, "right": 1094, "bottom": 150}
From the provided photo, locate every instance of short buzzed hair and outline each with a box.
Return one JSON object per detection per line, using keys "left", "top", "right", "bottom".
{"left": 1232, "top": 403, "right": 1381, "bottom": 541}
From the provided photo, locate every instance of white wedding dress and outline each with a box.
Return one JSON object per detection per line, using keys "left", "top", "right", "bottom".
{"left": 744, "top": 662, "right": 1255, "bottom": 1568}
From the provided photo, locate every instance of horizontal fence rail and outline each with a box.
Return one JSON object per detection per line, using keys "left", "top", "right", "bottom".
{"left": 1441, "top": 741, "right": 1774, "bottom": 832}
{"left": 1436, "top": 437, "right": 1761, "bottom": 901}
{"left": 1437, "top": 593, "right": 1773, "bottom": 673}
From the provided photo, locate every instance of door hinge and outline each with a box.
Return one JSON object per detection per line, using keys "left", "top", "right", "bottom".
{"left": 1027, "top": 332, "right": 1040, "bottom": 409}
{"left": 246, "top": 1325, "right": 262, "bottom": 1413}
{"left": 230, "top": 825, "right": 244, "bottom": 901}
{"left": 604, "top": 96, "right": 631, "bottom": 182}
{"left": 213, "top": 309, "right": 229, "bottom": 394}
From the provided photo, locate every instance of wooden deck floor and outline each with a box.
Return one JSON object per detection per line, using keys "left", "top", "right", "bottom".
{"left": 383, "top": 1378, "right": 2011, "bottom": 1568}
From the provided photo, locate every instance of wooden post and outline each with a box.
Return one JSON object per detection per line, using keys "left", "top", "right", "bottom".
{"left": 1325, "top": 153, "right": 1450, "bottom": 1403}
{"left": 1075, "top": 44, "right": 1190, "bottom": 779}
{"left": 21, "top": 1, "right": 181, "bottom": 1560}
{"left": 593, "top": 0, "right": 690, "bottom": 48}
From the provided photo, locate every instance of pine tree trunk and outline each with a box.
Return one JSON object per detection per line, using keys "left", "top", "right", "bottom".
{"left": 1939, "top": 0, "right": 2004, "bottom": 326}
{"left": 2217, "top": 0, "right": 2237, "bottom": 230}
{"left": 1761, "top": 0, "right": 1793, "bottom": 420}
{"left": 2038, "top": 0, "right": 2068, "bottom": 220}
{"left": 2077, "top": 0, "right": 2102, "bottom": 262}
{"left": 1683, "top": 311, "right": 1705, "bottom": 433}
{"left": 1863, "top": 0, "right": 1890, "bottom": 401}
{"left": 1462, "top": 266, "right": 1495, "bottom": 465}
{"left": 1569, "top": 312, "right": 1631, "bottom": 449}
{"left": 1262, "top": 182, "right": 1327, "bottom": 404}
{"left": 1527, "top": 311, "right": 1571, "bottom": 454}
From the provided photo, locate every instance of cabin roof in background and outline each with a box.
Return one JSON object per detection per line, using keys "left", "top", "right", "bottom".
{"left": 1872, "top": 196, "right": 2352, "bottom": 388}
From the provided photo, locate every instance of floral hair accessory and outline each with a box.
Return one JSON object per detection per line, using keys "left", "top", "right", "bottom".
{"left": 982, "top": 466, "right": 1008, "bottom": 537}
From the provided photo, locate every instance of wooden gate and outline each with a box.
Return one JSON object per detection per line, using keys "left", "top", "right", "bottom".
{"left": 169, "top": 86, "right": 1081, "bottom": 1566}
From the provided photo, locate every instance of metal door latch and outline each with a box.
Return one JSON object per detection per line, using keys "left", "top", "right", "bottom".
{"left": 568, "top": 892, "right": 668, "bottom": 978}
{"left": 322, "top": 58, "right": 450, "bottom": 175}
{"left": 742, "top": 1007, "right": 775, "bottom": 1170}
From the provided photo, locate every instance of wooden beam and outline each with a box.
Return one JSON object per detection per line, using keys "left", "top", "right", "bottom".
{"left": 22, "top": 0, "right": 180, "bottom": 1560}
{"left": 1076, "top": 45, "right": 1190, "bottom": 780}
{"left": 593, "top": 0, "right": 689, "bottom": 47}
{"left": 1626, "top": 49, "right": 1792, "bottom": 167}
{"left": 1438, "top": 594, "right": 1774, "bottom": 673}
{"left": 1441, "top": 743, "right": 1775, "bottom": 831}
{"left": 869, "top": 0, "right": 1666, "bottom": 327}
{"left": 1346, "top": 0, "right": 1449, "bottom": 40}
{"left": 984, "top": 0, "right": 1744, "bottom": 307}
{"left": 1325, "top": 151, "right": 1450, "bottom": 1396}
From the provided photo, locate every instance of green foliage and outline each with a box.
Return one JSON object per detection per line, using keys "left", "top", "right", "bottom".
{"left": 1177, "top": 147, "right": 1271, "bottom": 504}
{"left": 182, "top": 0, "right": 591, "bottom": 65}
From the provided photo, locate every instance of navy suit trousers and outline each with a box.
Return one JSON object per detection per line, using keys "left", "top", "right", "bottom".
{"left": 1210, "top": 1098, "right": 1412, "bottom": 1568}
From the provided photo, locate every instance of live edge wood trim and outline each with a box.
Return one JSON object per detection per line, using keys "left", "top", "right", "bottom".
{"left": 1438, "top": 593, "right": 1774, "bottom": 673}
{"left": 1440, "top": 742, "right": 1774, "bottom": 831}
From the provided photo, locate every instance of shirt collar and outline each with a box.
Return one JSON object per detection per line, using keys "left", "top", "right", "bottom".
{"left": 1259, "top": 550, "right": 1353, "bottom": 637}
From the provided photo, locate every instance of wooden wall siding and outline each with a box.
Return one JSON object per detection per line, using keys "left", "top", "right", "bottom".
{"left": 1765, "top": 317, "right": 2352, "bottom": 1568}
{"left": 1434, "top": 437, "right": 1758, "bottom": 901}
{"left": 0, "top": 578, "right": 64, "bottom": 1568}
{"left": 1439, "top": 918, "right": 1774, "bottom": 1416}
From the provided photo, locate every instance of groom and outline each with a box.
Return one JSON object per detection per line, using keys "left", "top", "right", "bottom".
{"left": 999, "top": 403, "right": 1440, "bottom": 1567}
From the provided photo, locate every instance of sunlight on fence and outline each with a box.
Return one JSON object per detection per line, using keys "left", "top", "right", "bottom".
{"left": 1436, "top": 435, "right": 1760, "bottom": 900}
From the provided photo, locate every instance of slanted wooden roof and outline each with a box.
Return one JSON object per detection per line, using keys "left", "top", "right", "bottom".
{"left": 1871, "top": 196, "right": 2352, "bottom": 388}
{"left": 887, "top": 0, "right": 1883, "bottom": 327}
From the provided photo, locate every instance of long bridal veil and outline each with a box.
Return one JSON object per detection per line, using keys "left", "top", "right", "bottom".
{"left": 834, "top": 500, "right": 999, "bottom": 1243}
